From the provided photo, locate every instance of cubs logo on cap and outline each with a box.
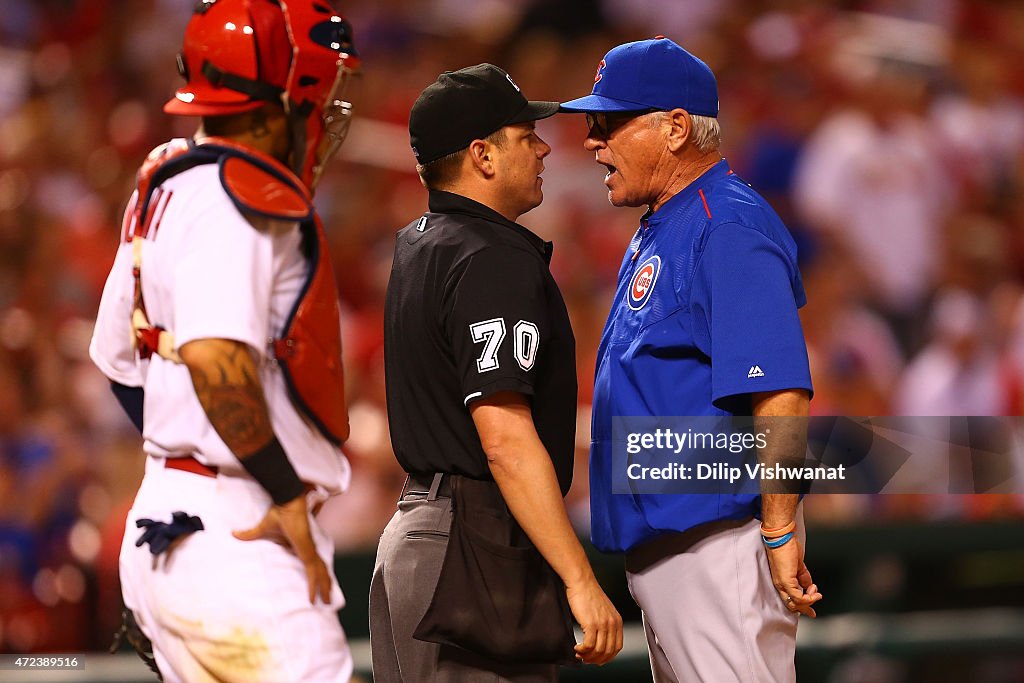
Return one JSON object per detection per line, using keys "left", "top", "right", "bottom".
{"left": 560, "top": 38, "right": 719, "bottom": 117}
{"left": 628, "top": 255, "right": 661, "bottom": 310}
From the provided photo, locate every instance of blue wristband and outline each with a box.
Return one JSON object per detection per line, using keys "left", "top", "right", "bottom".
{"left": 762, "top": 531, "right": 794, "bottom": 549}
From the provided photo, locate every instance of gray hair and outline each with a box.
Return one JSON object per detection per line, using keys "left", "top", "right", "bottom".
{"left": 651, "top": 111, "right": 720, "bottom": 152}
{"left": 688, "top": 114, "right": 721, "bottom": 152}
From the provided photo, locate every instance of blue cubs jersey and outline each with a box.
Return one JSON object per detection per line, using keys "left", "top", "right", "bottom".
{"left": 590, "top": 160, "right": 813, "bottom": 553}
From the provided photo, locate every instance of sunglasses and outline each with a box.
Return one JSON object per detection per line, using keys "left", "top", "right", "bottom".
{"left": 585, "top": 110, "right": 660, "bottom": 139}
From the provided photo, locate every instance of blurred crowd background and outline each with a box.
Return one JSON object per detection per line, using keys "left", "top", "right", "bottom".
{"left": 1, "top": 0, "right": 1024, "bottom": 676}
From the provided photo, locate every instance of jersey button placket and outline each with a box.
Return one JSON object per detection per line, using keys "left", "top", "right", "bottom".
{"left": 630, "top": 217, "right": 649, "bottom": 264}
{"left": 619, "top": 217, "right": 653, "bottom": 332}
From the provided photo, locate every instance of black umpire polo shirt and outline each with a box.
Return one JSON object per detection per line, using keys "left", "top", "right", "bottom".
{"left": 384, "top": 190, "right": 577, "bottom": 494}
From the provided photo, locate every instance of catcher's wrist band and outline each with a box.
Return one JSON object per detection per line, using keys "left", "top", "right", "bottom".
{"left": 240, "top": 437, "right": 306, "bottom": 505}
{"left": 762, "top": 531, "right": 795, "bottom": 549}
{"left": 760, "top": 520, "right": 796, "bottom": 539}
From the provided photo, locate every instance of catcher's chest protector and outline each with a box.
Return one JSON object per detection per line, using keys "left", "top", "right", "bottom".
{"left": 126, "top": 137, "right": 349, "bottom": 444}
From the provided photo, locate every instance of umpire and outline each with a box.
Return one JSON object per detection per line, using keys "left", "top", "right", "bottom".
{"left": 370, "top": 64, "right": 622, "bottom": 681}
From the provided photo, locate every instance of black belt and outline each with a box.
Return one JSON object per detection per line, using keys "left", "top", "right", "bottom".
{"left": 402, "top": 472, "right": 452, "bottom": 500}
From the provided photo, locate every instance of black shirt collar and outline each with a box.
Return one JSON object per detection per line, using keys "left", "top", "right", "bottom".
{"left": 427, "top": 190, "right": 552, "bottom": 261}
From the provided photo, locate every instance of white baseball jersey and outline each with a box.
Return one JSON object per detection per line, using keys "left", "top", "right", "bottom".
{"left": 90, "top": 162, "right": 351, "bottom": 494}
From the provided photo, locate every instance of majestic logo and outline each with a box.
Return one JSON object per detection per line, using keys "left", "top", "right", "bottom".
{"left": 748, "top": 365, "right": 765, "bottom": 378}
{"left": 628, "top": 255, "right": 661, "bottom": 311}
{"left": 505, "top": 73, "right": 521, "bottom": 92}
{"left": 594, "top": 59, "right": 606, "bottom": 84}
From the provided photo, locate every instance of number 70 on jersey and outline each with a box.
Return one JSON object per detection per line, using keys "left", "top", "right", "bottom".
{"left": 469, "top": 318, "right": 539, "bottom": 373}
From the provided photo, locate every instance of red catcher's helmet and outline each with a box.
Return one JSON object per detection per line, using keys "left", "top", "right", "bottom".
{"left": 166, "top": 0, "right": 359, "bottom": 190}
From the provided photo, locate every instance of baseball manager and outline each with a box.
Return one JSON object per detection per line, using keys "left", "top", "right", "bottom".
{"left": 561, "top": 37, "right": 822, "bottom": 682}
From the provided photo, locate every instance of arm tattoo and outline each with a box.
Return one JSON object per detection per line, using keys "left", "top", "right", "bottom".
{"left": 186, "top": 340, "right": 273, "bottom": 458}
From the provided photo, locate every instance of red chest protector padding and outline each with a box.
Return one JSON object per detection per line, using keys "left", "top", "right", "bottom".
{"left": 131, "top": 137, "right": 349, "bottom": 444}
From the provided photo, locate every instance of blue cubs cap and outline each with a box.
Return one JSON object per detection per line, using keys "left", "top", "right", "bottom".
{"left": 560, "top": 37, "right": 719, "bottom": 117}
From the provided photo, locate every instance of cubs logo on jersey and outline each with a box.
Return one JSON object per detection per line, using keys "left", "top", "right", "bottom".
{"left": 628, "top": 255, "right": 661, "bottom": 310}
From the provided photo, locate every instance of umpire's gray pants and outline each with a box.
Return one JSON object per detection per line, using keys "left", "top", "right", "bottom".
{"left": 369, "top": 490, "right": 558, "bottom": 683}
{"left": 626, "top": 516, "right": 801, "bottom": 683}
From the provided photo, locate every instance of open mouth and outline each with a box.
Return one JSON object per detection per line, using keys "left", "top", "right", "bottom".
{"left": 600, "top": 162, "right": 617, "bottom": 182}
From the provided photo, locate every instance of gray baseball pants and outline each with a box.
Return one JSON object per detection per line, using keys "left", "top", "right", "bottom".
{"left": 625, "top": 516, "right": 801, "bottom": 682}
{"left": 369, "top": 486, "right": 558, "bottom": 683}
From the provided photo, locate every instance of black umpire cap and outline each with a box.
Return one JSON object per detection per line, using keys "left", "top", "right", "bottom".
{"left": 409, "top": 63, "right": 559, "bottom": 165}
